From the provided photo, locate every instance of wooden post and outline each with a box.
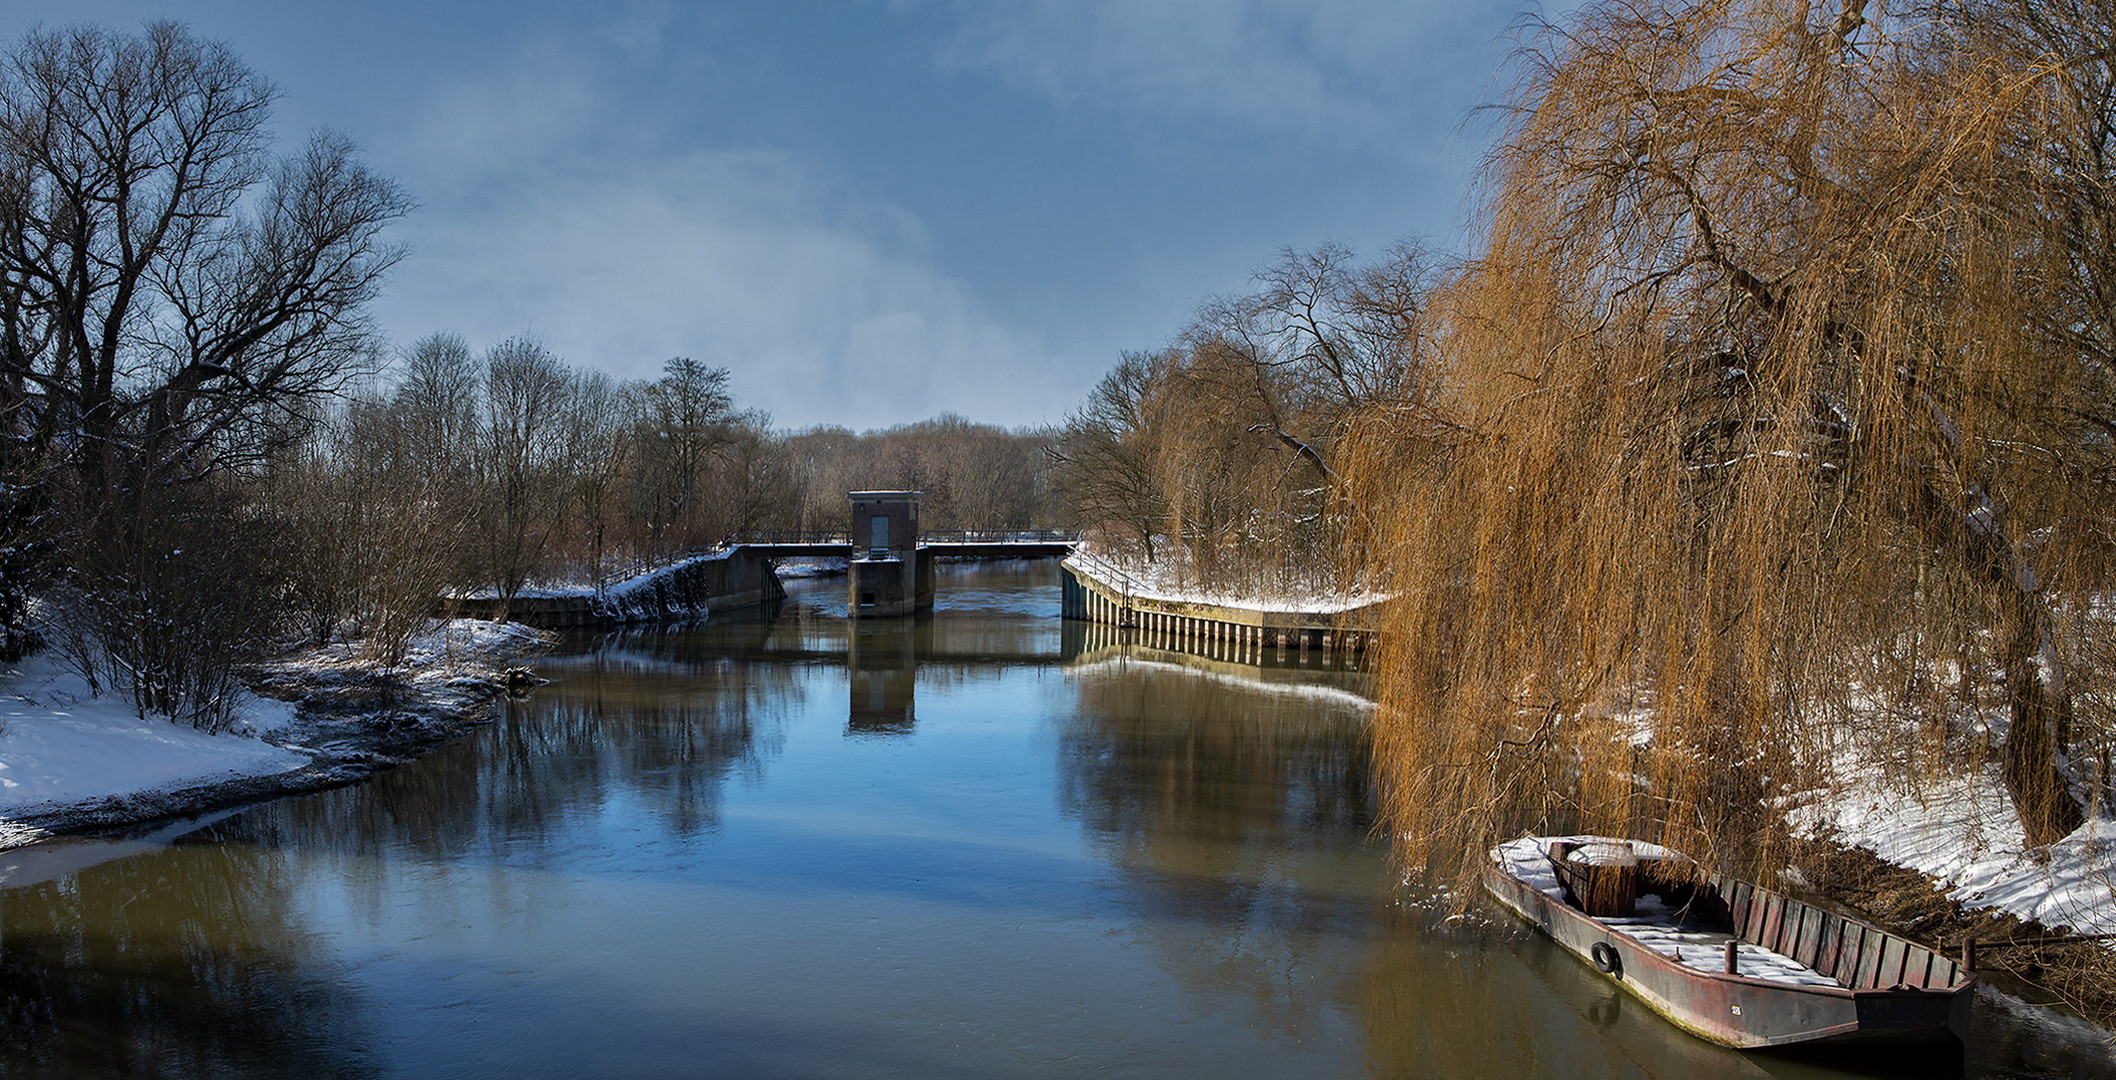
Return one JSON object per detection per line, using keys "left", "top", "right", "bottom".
{"left": 1724, "top": 940, "right": 1738, "bottom": 975}
{"left": 1961, "top": 939, "right": 1977, "bottom": 974}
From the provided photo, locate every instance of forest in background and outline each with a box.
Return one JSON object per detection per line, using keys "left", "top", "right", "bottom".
{"left": 275, "top": 332, "right": 1059, "bottom": 640}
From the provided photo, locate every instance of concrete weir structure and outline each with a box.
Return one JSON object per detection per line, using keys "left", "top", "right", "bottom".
{"left": 452, "top": 492, "right": 1075, "bottom": 629}
{"left": 847, "top": 491, "right": 934, "bottom": 617}
{"left": 445, "top": 549, "right": 786, "bottom": 628}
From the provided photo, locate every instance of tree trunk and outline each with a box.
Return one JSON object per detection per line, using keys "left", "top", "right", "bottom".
{"left": 1914, "top": 468, "right": 2086, "bottom": 847}
{"left": 2002, "top": 625, "right": 2086, "bottom": 846}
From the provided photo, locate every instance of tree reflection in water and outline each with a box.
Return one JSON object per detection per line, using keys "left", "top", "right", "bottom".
{"left": 0, "top": 835, "right": 380, "bottom": 1079}
{"left": 268, "top": 632, "right": 802, "bottom": 863}
{"left": 1057, "top": 659, "right": 1378, "bottom": 1044}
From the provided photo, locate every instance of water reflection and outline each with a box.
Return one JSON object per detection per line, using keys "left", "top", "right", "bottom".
{"left": 0, "top": 564, "right": 2098, "bottom": 1078}
{"left": 270, "top": 650, "right": 794, "bottom": 861}
{"left": 1060, "top": 618, "right": 1375, "bottom": 696}
{"left": 0, "top": 836, "right": 380, "bottom": 1079}
{"left": 848, "top": 619, "right": 918, "bottom": 735}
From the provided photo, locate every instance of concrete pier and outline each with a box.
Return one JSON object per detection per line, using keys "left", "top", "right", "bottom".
{"left": 847, "top": 491, "right": 936, "bottom": 617}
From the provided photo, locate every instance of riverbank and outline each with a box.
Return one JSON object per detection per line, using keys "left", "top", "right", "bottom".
{"left": 1066, "top": 550, "right": 2116, "bottom": 1031}
{"left": 0, "top": 619, "right": 552, "bottom": 853}
{"left": 1793, "top": 763, "right": 2116, "bottom": 1027}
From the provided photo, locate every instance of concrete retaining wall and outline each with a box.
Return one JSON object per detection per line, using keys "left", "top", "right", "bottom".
{"left": 1061, "top": 558, "right": 1380, "bottom": 660}
{"left": 448, "top": 550, "right": 786, "bottom": 629}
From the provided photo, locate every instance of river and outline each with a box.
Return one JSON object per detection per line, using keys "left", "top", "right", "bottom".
{"left": 0, "top": 563, "right": 2100, "bottom": 1078}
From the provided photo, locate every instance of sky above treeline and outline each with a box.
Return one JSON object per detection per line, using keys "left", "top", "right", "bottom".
{"left": 4, "top": 1, "right": 1566, "bottom": 431}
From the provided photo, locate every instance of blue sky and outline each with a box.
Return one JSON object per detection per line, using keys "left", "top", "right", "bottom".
{"left": 4, "top": 1, "right": 1555, "bottom": 431}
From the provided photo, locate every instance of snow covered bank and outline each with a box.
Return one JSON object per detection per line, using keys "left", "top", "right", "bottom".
{"left": 446, "top": 550, "right": 784, "bottom": 627}
{"left": 0, "top": 656, "right": 310, "bottom": 848}
{"left": 0, "top": 618, "right": 551, "bottom": 852}
{"left": 1798, "top": 765, "right": 2116, "bottom": 938}
{"left": 1072, "top": 548, "right": 1382, "bottom": 615}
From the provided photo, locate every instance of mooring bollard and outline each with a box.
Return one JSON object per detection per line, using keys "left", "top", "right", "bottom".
{"left": 1724, "top": 940, "right": 1738, "bottom": 975}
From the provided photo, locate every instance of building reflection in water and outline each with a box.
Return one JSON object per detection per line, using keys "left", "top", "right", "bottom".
{"left": 847, "top": 617, "right": 920, "bottom": 735}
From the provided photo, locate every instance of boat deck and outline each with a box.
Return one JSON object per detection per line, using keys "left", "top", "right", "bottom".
{"left": 1495, "top": 837, "right": 1841, "bottom": 988}
{"left": 1603, "top": 903, "right": 1841, "bottom": 987}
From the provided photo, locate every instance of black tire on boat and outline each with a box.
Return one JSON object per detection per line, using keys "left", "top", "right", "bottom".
{"left": 1590, "top": 941, "right": 1623, "bottom": 976}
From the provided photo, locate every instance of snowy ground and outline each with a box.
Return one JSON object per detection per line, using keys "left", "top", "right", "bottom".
{"left": 0, "top": 655, "right": 311, "bottom": 844}
{"left": 1067, "top": 549, "right": 1384, "bottom": 615}
{"left": 1798, "top": 765, "right": 2116, "bottom": 937}
{"left": 0, "top": 618, "right": 550, "bottom": 852}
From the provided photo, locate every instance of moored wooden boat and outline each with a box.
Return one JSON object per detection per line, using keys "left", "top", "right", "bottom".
{"left": 1483, "top": 836, "right": 1974, "bottom": 1049}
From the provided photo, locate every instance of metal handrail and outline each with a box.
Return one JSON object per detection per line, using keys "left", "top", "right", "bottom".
{"left": 919, "top": 529, "right": 1079, "bottom": 544}
{"left": 723, "top": 529, "right": 854, "bottom": 546}
{"left": 721, "top": 528, "right": 1079, "bottom": 547}
{"left": 1063, "top": 546, "right": 1140, "bottom": 603}
{"left": 592, "top": 528, "right": 1082, "bottom": 590}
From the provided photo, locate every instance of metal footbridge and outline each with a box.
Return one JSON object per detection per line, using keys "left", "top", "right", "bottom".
{"left": 721, "top": 528, "right": 1077, "bottom": 560}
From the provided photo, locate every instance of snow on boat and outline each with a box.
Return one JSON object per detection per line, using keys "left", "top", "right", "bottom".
{"left": 1483, "top": 836, "right": 1975, "bottom": 1049}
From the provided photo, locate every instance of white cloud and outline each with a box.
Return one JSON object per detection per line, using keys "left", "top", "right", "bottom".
{"left": 365, "top": 18, "right": 1080, "bottom": 431}
{"left": 375, "top": 148, "right": 1068, "bottom": 431}
{"left": 930, "top": 0, "right": 1520, "bottom": 154}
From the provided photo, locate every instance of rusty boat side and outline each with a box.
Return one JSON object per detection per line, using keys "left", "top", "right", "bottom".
{"left": 1483, "top": 837, "right": 1974, "bottom": 1050}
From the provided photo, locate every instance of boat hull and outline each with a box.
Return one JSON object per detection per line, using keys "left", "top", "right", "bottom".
{"left": 1483, "top": 851, "right": 1971, "bottom": 1049}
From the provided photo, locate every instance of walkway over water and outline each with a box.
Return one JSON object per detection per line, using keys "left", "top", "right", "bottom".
{"left": 722, "top": 528, "right": 1078, "bottom": 560}
{"left": 453, "top": 527, "right": 1079, "bottom": 629}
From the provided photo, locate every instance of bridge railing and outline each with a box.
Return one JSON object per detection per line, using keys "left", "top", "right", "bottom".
{"left": 592, "top": 547, "right": 719, "bottom": 593}
{"left": 589, "top": 530, "right": 1081, "bottom": 589}
{"left": 720, "top": 528, "right": 1078, "bottom": 548}
{"left": 919, "top": 529, "right": 1079, "bottom": 545}
{"left": 723, "top": 529, "right": 853, "bottom": 547}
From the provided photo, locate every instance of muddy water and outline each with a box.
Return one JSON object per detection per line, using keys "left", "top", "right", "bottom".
{"left": 0, "top": 563, "right": 2099, "bottom": 1078}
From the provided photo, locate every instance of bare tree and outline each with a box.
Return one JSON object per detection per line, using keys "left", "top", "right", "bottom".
{"left": 565, "top": 369, "right": 635, "bottom": 585}
{"left": 477, "top": 338, "right": 574, "bottom": 617}
{"left": 274, "top": 394, "right": 462, "bottom": 663}
{"left": 1051, "top": 353, "right": 1174, "bottom": 562}
{"left": 0, "top": 21, "right": 405, "bottom": 716}
{"left": 0, "top": 22, "right": 407, "bottom": 492}
{"left": 635, "top": 357, "right": 732, "bottom": 553}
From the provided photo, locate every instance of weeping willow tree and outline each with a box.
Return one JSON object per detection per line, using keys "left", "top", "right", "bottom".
{"left": 1343, "top": 0, "right": 2116, "bottom": 886}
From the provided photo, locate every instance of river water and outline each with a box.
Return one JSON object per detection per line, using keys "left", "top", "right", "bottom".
{"left": 0, "top": 563, "right": 2102, "bottom": 1078}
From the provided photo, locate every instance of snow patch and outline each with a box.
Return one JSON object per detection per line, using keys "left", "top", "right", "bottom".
{"left": 0, "top": 655, "right": 311, "bottom": 815}
{"left": 1068, "top": 549, "right": 1383, "bottom": 616}
{"left": 1796, "top": 767, "right": 2116, "bottom": 936}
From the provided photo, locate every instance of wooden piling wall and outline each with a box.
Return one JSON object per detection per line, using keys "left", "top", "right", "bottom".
{"left": 1060, "top": 558, "right": 1380, "bottom": 661}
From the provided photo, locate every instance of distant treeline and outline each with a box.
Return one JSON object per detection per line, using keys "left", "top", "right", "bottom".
{"left": 276, "top": 332, "right": 1063, "bottom": 630}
